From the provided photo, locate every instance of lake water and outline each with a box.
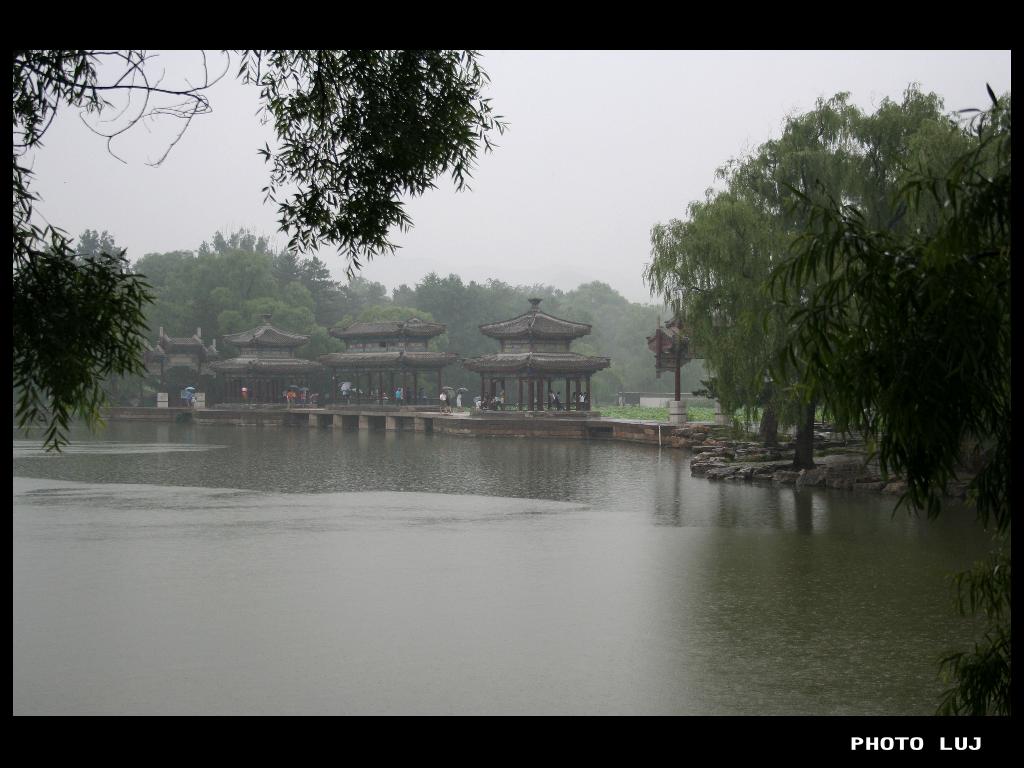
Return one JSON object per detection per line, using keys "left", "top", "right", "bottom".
{"left": 13, "top": 421, "right": 991, "bottom": 714}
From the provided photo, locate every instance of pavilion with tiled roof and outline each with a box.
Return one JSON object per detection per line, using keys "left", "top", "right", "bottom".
{"left": 143, "top": 327, "right": 219, "bottom": 399}
{"left": 209, "top": 315, "right": 324, "bottom": 404}
{"left": 319, "top": 317, "right": 456, "bottom": 406}
{"left": 462, "top": 299, "right": 610, "bottom": 410}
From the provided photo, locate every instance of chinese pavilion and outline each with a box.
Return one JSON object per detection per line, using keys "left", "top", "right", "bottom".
{"left": 646, "top": 316, "right": 695, "bottom": 401}
{"left": 647, "top": 316, "right": 695, "bottom": 424}
{"left": 209, "top": 315, "right": 324, "bottom": 404}
{"left": 319, "top": 317, "right": 457, "bottom": 405}
{"left": 143, "top": 326, "right": 219, "bottom": 395}
{"left": 462, "top": 299, "right": 610, "bottom": 410}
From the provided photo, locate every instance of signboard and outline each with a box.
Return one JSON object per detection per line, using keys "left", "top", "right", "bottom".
{"left": 157, "top": 393, "right": 168, "bottom": 408}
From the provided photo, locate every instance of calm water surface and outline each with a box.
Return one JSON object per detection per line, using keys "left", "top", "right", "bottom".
{"left": 13, "top": 421, "right": 990, "bottom": 714}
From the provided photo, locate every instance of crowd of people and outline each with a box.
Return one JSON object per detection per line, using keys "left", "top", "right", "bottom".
{"left": 547, "top": 390, "right": 588, "bottom": 410}
{"left": 225, "top": 382, "right": 588, "bottom": 411}
{"left": 228, "top": 381, "right": 589, "bottom": 412}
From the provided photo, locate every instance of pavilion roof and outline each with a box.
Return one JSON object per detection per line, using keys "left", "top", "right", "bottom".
{"left": 145, "top": 328, "right": 218, "bottom": 362}
{"left": 331, "top": 316, "right": 446, "bottom": 341}
{"left": 319, "top": 350, "right": 457, "bottom": 370}
{"left": 479, "top": 299, "right": 591, "bottom": 340}
{"left": 646, "top": 319, "right": 697, "bottom": 362}
{"left": 155, "top": 327, "right": 218, "bottom": 359}
{"left": 209, "top": 357, "right": 323, "bottom": 375}
{"left": 142, "top": 339, "right": 165, "bottom": 364}
{"left": 223, "top": 316, "right": 310, "bottom": 347}
{"left": 462, "top": 351, "right": 610, "bottom": 374}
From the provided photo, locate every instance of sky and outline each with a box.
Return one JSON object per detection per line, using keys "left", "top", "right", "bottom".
{"left": 28, "top": 50, "right": 1011, "bottom": 304}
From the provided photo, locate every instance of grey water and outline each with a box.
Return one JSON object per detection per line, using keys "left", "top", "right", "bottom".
{"left": 13, "top": 421, "right": 991, "bottom": 715}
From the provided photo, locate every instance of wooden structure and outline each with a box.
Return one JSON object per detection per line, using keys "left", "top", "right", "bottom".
{"left": 209, "top": 315, "right": 324, "bottom": 404}
{"left": 463, "top": 298, "right": 610, "bottom": 411}
{"left": 143, "top": 327, "right": 219, "bottom": 401}
{"left": 647, "top": 317, "right": 694, "bottom": 423}
{"left": 319, "top": 317, "right": 457, "bottom": 406}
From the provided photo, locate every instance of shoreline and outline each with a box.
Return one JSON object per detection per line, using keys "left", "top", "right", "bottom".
{"left": 86, "top": 405, "right": 966, "bottom": 501}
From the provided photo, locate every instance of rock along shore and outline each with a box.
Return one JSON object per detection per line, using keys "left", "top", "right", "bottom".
{"left": 668, "top": 423, "right": 970, "bottom": 500}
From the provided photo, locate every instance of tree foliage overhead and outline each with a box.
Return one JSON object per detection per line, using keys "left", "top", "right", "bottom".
{"left": 13, "top": 50, "right": 505, "bottom": 450}
{"left": 240, "top": 50, "right": 506, "bottom": 275}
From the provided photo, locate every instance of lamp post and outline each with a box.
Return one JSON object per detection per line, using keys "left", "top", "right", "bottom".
{"left": 647, "top": 289, "right": 693, "bottom": 426}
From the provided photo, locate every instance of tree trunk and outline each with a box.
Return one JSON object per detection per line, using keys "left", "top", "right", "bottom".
{"left": 758, "top": 404, "right": 779, "bottom": 447}
{"left": 792, "top": 400, "right": 816, "bottom": 469}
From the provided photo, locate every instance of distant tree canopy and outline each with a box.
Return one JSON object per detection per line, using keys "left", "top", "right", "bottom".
{"left": 129, "top": 232, "right": 673, "bottom": 404}
{"left": 13, "top": 50, "right": 505, "bottom": 450}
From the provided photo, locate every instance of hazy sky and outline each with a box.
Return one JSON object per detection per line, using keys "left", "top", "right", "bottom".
{"left": 30, "top": 50, "right": 1010, "bottom": 304}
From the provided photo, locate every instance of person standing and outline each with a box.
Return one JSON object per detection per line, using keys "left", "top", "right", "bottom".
{"left": 456, "top": 392, "right": 462, "bottom": 409}
{"left": 439, "top": 389, "right": 448, "bottom": 413}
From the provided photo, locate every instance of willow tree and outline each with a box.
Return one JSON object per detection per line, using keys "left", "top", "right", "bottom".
{"left": 13, "top": 50, "right": 506, "bottom": 450}
{"left": 773, "top": 91, "right": 1011, "bottom": 714}
{"left": 647, "top": 191, "right": 790, "bottom": 445}
{"left": 646, "top": 87, "right": 968, "bottom": 468}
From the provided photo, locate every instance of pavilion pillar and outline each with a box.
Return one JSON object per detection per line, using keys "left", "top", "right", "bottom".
{"left": 518, "top": 378, "right": 523, "bottom": 411}
{"left": 527, "top": 380, "right": 534, "bottom": 411}
{"left": 565, "top": 377, "right": 571, "bottom": 410}
{"left": 586, "top": 375, "right": 592, "bottom": 410}
{"left": 378, "top": 372, "right": 384, "bottom": 405}
{"left": 480, "top": 374, "right": 485, "bottom": 403}
{"left": 412, "top": 371, "right": 418, "bottom": 405}
{"left": 437, "top": 370, "right": 443, "bottom": 402}
{"left": 389, "top": 371, "right": 395, "bottom": 400}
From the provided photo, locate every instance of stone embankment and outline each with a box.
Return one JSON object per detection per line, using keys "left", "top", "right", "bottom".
{"left": 667, "top": 423, "right": 971, "bottom": 499}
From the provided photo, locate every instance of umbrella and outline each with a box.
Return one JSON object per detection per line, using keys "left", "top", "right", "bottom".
{"left": 456, "top": 387, "right": 469, "bottom": 393}
{"left": 286, "top": 384, "right": 300, "bottom": 390}
{"left": 184, "top": 386, "right": 197, "bottom": 392}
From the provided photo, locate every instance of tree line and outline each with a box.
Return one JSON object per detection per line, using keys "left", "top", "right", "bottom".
{"left": 116, "top": 229, "right": 690, "bottom": 404}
